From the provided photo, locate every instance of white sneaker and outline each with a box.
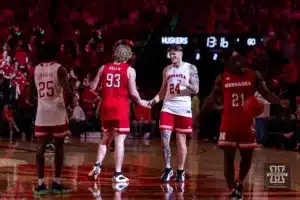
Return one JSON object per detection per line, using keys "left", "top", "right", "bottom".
{"left": 112, "top": 182, "right": 129, "bottom": 192}
{"left": 112, "top": 174, "right": 129, "bottom": 183}
{"left": 88, "top": 164, "right": 101, "bottom": 180}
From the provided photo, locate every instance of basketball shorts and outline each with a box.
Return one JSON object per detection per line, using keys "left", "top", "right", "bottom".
{"left": 217, "top": 131, "right": 258, "bottom": 149}
{"left": 101, "top": 117, "right": 130, "bottom": 134}
{"left": 159, "top": 111, "right": 193, "bottom": 134}
{"left": 35, "top": 124, "right": 69, "bottom": 138}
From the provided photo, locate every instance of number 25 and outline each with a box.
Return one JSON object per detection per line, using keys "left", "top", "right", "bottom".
{"left": 39, "top": 81, "right": 54, "bottom": 98}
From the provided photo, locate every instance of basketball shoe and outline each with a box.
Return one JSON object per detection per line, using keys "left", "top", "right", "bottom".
{"left": 175, "top": 169, "right": 185, "bottom": 182}
{"left": 161, "top": 168, "right": 173, "bottom": 182}
{"left": 112, "top": 182, "right": 129, "bottom": 192}
{"left": 88, "top": 163, "right": 101, "bottom": 180}
{"left": 112, "top": 173, "right": 129, "bottom": 183}
{"left": 33, "top": 183, "right": 48, "bottom": 196}
{"left": 234, "top": 181, "right": 243, "bottom": 200}
{"left": 51, "top": 182, "right": 71, "bottom": 194}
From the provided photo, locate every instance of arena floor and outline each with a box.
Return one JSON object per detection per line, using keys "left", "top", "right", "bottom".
{"left": 0, "top": 136, "right": 299, "bottom": 199}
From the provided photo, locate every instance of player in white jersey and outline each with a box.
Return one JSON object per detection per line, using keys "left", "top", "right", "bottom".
{"left": 27, "top": 42, "right": 72, "bottom": 195}
{"left": 149, "top": 45, "right": 199, "bottom": 182}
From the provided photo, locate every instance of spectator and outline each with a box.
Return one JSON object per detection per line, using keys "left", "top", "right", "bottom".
{"left": 2, "top": 104, "right": 19, "bottom": 140}
{"left": 69, "top": 97, "right": 86, "bottom": 137}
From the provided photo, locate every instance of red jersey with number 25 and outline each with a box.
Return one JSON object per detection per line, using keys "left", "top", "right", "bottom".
{"left": 100, "top": 62, "right": 130, "bottom": 120}
{"left": 220, "top": 68, "right": 256, "bottom": 133}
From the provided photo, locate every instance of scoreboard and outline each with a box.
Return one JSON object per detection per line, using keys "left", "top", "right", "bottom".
{"left": 160, "top": 34, "right": 264, "bottom": 61}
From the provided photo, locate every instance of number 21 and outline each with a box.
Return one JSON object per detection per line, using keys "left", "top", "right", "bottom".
{"left": 232, "top": 93, "right": 244, "bottom": 107}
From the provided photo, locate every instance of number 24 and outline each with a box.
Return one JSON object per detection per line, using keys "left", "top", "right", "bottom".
{"left": 170, "top": 83, "right": 180, "bottom": 94}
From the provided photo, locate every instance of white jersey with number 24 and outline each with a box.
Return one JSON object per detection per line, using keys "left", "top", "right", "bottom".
{"left": 162, "top": 62, "right": 192, "bottom": 117}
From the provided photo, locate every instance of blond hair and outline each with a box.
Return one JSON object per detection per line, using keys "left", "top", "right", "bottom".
{"left": 113, "top": 45, "right": 132, "bottom": 62}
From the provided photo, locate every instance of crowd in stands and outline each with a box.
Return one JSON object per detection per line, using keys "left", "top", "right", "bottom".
{"left": 0, "top": 0, "right": 300, "bottom": 149}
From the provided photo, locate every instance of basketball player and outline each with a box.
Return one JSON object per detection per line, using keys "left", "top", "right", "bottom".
{"left": 149, "top": 45, "right": 199, "bottom": 182}
{"left": 201, "top": 53, "right": 289, "bottom": 199}
{"left": 27, "top": 42, "right": 73, "bottom": 195}
{"left": 88, "top": 44, "right": 148, "bottom": 182}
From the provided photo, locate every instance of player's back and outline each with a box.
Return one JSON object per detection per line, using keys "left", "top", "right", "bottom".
{"left": 220, "top": 68, "right": 256, "bottom": 132}
{"left": 162, "top": 62, "right": 192, "bottom": 117}
{"left": 100, "top": 62, "right": 130, "bottom": 120}
{"left": 34, "top": 62, "right": 66, "bottom": 126}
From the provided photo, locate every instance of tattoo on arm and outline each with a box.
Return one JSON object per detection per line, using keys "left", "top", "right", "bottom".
{"left": 187, "top": 64, "right": 199, "bottom": 94}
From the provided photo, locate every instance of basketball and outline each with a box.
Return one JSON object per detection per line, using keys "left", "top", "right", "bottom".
{"left": 243, "top": 96, "right": 264, "bottom": 117}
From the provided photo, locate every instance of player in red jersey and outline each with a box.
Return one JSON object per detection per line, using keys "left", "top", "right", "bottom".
{"left": 201, "top": 53, "right": 289, "bottom": 199}
{"left": 88, "top": 44, "right": 148, "bottom": 183}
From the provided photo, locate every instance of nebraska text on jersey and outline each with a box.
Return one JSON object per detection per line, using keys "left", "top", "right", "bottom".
{"left": 224, "top": 81, "right": 251, "bottom": 88}
{"left": 167, "top": 74, "right": 187, "bottom": 80}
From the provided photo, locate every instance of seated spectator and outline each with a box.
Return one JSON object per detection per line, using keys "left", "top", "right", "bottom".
{"left": 69, "top": 97, "right": 86, "bottom": 137}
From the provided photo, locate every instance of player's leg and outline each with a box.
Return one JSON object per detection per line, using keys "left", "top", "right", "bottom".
{"left": 112, "top": 119, "right": 130, "bottom": 183}
{"left": 174, "top": 115, "right": 192, "bottom": 182}
{"left": 33, "top": 127, "right": 48, "bottom": 195}
{"left": 159, "top": 112, "right": 174, "bottom": 181}
{"left": 234, "top": 132, "right": 257, "bottom": 199}
{"left": 113, "top": 132, "right": 128, "bottom": 182}
{"left": 52, "top": 124, "right": 71, "bottom": 194}
{"left": 223, "top": 148, "right": 237, "bottom": 193}
{"left": 88, "top": 122, "right": 114, "bottom": 180}
{"left": 217, "top": 131, "right": 238, "bottom": 197}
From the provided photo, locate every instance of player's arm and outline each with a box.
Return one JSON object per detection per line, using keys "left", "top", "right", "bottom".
{"left": 201, "top": 75, "right": 222, "bottom": 112}
{"left": 186, "top": 64, "right": 199, "bottom": 94}
{"left": 58, "top": 66, "right": 73, "bottom": 108}
{"left": 26, "top": 72, "right": 37, "bottom": 106}
{"left": 128, "top": 67, "right": 144, "bottom": 105}
{"left": 151, "top": 67, "right": 167, "bottom": 105}
{"left": 255, "top": 71, "right": 289, "bottom": 107}
{"left": 90, "top": 65, "right": 104, "bottom": 91}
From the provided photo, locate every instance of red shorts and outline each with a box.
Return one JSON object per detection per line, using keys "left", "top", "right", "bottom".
{"left": 159, "top": 111, "right": 192, "bottom": 134}
{"left": 101, "top": 118, "right": 130, "bottom": 134}
{"left": 217, "top": 131, "right": 257, "bottom": 149}
{"left": 35, "top": 124, "right": 69, "bottom": 138}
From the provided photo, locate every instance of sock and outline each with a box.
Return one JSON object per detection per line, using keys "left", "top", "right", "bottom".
{"left": 177, "top": 169, "right": 184, "bottom": 173}
{"left": 53, "top": 177, "right": 60, "bottom": 184}
{"left": 95, "top": 161, "right": 101, "bottom": 166}
{"left": 38, "top": 178, "right": 44, "bottom": 186}
{"left": 165, "top": 164, "right": 171, "bottom": 169}
{"left": 114, "top": 171, "right": 122, "bottom": 176}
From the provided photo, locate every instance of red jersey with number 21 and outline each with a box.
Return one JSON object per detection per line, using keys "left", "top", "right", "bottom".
{"left": 220, "top": 68, "right": 256, "bottom": 133}
{"left": 100, "top": 62, "right": 130, "bottom": 120}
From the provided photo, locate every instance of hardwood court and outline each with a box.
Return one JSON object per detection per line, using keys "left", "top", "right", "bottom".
{"left": 0, "top": 137, "right": 299, "bottom": 199}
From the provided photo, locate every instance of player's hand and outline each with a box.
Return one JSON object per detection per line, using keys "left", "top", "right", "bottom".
{"left": 148, "top": 99, "right": 157, "bottom": 107}
{"left": 280, "top": 99, "right": 290, "bottom": 108}
{"left": 140, "top": 100, "right": 151, "bottom": 108}
{"left": 179, "top": 79, "right": 190, "bottom": 88}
